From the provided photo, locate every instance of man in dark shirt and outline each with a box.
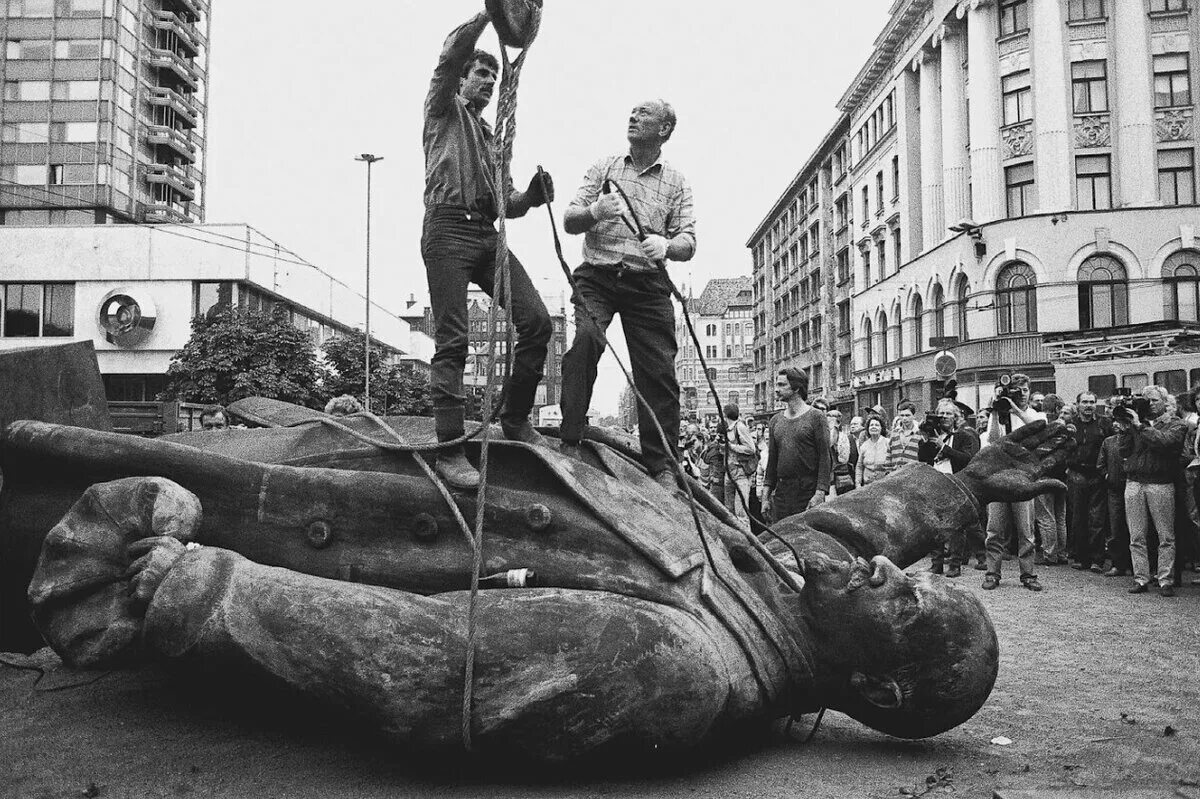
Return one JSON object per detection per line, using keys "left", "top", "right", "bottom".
{"left": 761, "top": 368, "right": 831, "bottom": 523}
{"left": 422, "top": 12, "right": 554, "bottom": 489}
{"left": 1065, "top": 391, "right": 1112, "bottom": 570}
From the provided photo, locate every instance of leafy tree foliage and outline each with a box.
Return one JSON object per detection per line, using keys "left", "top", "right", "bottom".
{"left": 321, "top": 329, "right": 431, "bottom": 416}
{"left": 162, "top": 307, "right": 324, "bottom": 407}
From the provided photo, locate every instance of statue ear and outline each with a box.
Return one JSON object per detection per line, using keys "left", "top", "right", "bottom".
{"left": 851, "top": 672, "right": 904, "bottom": 709}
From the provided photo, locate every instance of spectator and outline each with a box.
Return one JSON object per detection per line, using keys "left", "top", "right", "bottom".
{"left": 856, "top": 416, "right": 890, "bottom": 488}
{"left": 199, "top": 405, "right": 229, "bottom": 432}
{"left": 721, "top": 403, "right": 757, "bottom": 520}
{"left": 761, "top": 368, "right": 831, "bottom": 523}
{"left": 1062, "top": 392, "right": 1111, "bottom": 572}
{"left": 1098, "top": 398, "right": 1132, "bottom": 577}
{"left": 1175, "top": 389, "right": 1199, "bottom": 577}
{"left": 929, "top": 398, "right": 982, "bottom": 577}
{"left": 1119, "top": 385, "right": 1188, "bottom": 597}
{"left": 888, "top": 399, "right": 921, "bottom": 470}
{"left": 324, "top": 395, "right": 364, "bottom": 417}
{"left": 827, "top": 409, "right": 858, "bottom": 497}
{"left": 848, "top": 415, "right": 865, "bottom": 442}
{"left": 680, "top": 422, "right": 705, "bottom": 480}
{"left": 701, "top": 420, "right": 725, "bottom": 497}
{"left": 982, "top": 373, "right": 1047, "bottom": 592}
{"left": 1030, "top": 392, "right": 1046, "bottom": 414}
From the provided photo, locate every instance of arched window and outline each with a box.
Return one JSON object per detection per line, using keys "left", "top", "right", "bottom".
{"left": 997, "top": 261, "right": 1038, "bottom": 334}
{"left": 1163, "top": 250, "right": 1200, "bottom": 322}
{"left": 729, "top": 390, "right": 740, "bottom": 407}
{"left": 910, "top": 294, "right": 925, "bottom": 354}
{"left": 891, "top": 301, "right": 904, "bottom": 358}
{"left": 954, "top": 275, "right": 970, "bottom": 342}
{"left": 863, "top": 318, "right": 874, "bottom": 366}
{"left": 1078, "top": 254, "right": 1128, "bottom": 329}
{"left": 877, "top": 311, "right": 889, "bottom": 364}
{"left": 930, "top": 283, "right": 946, "bottom": 340}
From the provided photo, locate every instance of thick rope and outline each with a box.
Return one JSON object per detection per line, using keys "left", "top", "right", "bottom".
{"left": 461, "top": 43, "right": 529, "bottom": 754}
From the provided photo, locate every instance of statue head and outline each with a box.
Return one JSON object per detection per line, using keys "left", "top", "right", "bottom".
{"left": 800, "top": 555, "right": 998, "bottom": 738}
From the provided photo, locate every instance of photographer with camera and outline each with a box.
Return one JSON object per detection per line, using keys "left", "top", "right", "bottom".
{"left": 927, "top": 397, "right": 983, "bottom": 577}
{"left": 982, "top": 373, "right": 1048, "bottom": 592}
{"left": 1117, "top": 385, "right": 1188, "bottom": 597}
{"left": 1063, "top": 392, "right": 1113, "bottom": 572}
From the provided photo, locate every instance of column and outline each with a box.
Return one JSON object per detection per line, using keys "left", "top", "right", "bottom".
{"left": 1113, "top": 0, "right": 1157, "bottom": 206}
{"left": 963, "top": 0, "right": 1003, "bottom": 222}
{"left": 918, "top": 48, "right": 945, "bottom": 251}
{"left": 940, "top": 23, "right": 970, "bottom": 228}
{"left": 1031, "top": 0, "right": 1071, "bottom": 212}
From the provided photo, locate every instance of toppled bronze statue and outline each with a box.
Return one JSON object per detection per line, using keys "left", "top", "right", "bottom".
{"left": 1, "top": 405, "right": 1072, "bottom": 762}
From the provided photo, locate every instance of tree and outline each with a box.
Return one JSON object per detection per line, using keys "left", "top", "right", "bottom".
{"left": 162, "top": 307, "right": 324, "bottom": 408}
{"left": 321, "top": 330, "right": 431, "bottom": 416}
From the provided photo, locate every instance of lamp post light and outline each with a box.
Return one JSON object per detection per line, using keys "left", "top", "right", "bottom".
{"left": 355, "top": 153, "right": 384, "bottom": 412}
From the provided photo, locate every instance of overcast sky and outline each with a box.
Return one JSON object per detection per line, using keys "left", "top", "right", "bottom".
{"left": 204, "top": 2, "right": 890, "bottom": 414}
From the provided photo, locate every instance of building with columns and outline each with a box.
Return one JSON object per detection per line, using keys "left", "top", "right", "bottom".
{"left": 752, "top": 0, "right": 1200, "bottom": 419}
{"left": 676, "top": 277, "right": 756, "bottom": 424}
{"left": 746, "top": 117, "right": 855, "bottom": 418}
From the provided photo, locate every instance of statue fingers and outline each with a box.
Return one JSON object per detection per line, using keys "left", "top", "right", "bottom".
{"left": 1003, "top": 419, "right": 1048, "bottom": 446}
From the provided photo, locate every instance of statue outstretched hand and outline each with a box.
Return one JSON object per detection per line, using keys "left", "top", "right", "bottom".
{"left": 955, "top": 420, "right": 1075, "bottom": 505}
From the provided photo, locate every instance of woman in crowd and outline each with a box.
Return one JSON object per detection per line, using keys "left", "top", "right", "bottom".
{"left": 856, "top": 415, "right": 890, "bottom": 488}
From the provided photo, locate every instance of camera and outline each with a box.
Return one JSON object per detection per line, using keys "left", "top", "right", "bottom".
{"left": 987, "top": 374, "right": 1026, "bottom": 426}
{"left": 918, "top": 411, "right": 942, "bottom": 437}
{"left": 1112, "top": 395, "right": 1152, "bottom": 425}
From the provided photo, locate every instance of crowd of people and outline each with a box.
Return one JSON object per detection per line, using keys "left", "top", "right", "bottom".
{"left": 682, "top": 370, "right": 1200, "bottom": 597}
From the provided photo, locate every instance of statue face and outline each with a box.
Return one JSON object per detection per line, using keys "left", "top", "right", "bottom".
{"left": 801, "top": 555, "right": 999, "bottom": 739}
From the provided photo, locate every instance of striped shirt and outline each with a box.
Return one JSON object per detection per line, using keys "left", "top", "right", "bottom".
{"left": 569, "top": 154, "right": 696, "bottom": 272}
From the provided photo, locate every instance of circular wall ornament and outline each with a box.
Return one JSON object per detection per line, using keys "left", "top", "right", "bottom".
{"left": 98, "top": 289, "right": 157, "bottom": 347}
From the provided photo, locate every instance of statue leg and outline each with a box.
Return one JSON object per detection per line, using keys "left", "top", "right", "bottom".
{"left": 142, "top": 546, "right": 731, "bottom": 761}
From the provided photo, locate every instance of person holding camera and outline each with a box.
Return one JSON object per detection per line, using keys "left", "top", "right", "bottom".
{"left": 1097, "top": 398, "right": 1132, "bottom": 577}
{"left": 982, "top": 373, "right": 1047, "bottom": 591}
{"left": 927, "top": 398, "right": 982, "bottom": 577}
{"left": 1063, "top": 392, "right": 1112, "bottom": 571}
{"left": 1118, "top": 385, "right": 1188, "bottom": 597}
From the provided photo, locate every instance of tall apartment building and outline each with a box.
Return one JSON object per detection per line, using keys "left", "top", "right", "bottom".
{"left": 1, "top": 0, "right": 209, "bottom": 225}
{"left": 746, "top": 117, "right": 855, "bottom": 417}
{"left": 676, "top": 277, "right": 756, "bottom": 423}
{"left": 752, "top": 0, "right": 1200, "bottom": 419}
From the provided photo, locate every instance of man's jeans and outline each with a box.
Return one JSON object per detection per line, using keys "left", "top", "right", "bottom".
{"left": 1126, "top": 480, "right": 1176, "bottom": 587}
{"left": 723, "top": 469, "right": 751, "bottom": 520}
{"left": 421, "top": 206, "right": 551, "bottom": 429}
{"left": 1035, "top": 491, "right": 1067, "bottom": 562}
{"left": 1106, "top": 488, "right": 1132, "bottom": 572}
{"left": 985, "top": 499, "right": 1037, "bottom": 580}
{"left": 560, "top": 263, "right": 679, "bottom": 474}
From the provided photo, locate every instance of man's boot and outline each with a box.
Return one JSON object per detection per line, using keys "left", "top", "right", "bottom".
{"left": 433, "top": 406, "right": 479, "bottom": 490}
{"left": 500, "top": 378, "right": 549, "bottom": 448}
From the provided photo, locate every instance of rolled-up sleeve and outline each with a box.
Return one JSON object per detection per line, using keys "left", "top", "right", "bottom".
{"left": 667, "top": 179, "right": 696, "bottom": 261}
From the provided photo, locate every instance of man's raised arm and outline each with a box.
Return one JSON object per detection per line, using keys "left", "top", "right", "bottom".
{"left": 425, "top": 12, "right": 490, "bottom": 118}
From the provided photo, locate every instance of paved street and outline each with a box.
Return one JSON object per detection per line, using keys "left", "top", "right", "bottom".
{"left": 3, "top": 558, "right": 1198, "bottom": 799}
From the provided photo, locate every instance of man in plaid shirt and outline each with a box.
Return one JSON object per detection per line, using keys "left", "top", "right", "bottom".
{"left": 559, "top": 99, "right": 696, "bottom": 486}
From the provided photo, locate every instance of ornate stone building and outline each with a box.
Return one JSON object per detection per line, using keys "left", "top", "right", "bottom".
{"left": 675, "top": 277, "right": 756, "bottom": 424}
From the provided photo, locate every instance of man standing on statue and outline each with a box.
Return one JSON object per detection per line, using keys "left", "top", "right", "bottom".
{"left": 558, "top": 99, "right": 696, "bottom": 486}
{"left": 421, "top": 10, "right": 555, "bottom": 490}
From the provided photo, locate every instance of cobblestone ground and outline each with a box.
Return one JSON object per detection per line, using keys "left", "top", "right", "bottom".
{"left": 3, "top": 560, "right": 1199, "bottom": 799}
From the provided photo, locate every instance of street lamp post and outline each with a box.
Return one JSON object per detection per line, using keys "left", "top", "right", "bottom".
{"left": 355, "top": 153, "right": 384, "bottom": 412}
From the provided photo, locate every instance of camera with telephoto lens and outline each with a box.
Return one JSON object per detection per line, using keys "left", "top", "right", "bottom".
{"left": 918, "top": 411, "right": 942, "bottom": 437}
{"left": 986, "top": 374, "right": 1025, "bottom": 426}
{"left": 1111, "top": 393, "right": 1153, "bottom": 425}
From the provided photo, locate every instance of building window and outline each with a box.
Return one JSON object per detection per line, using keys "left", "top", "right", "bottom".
{"left": 55, "top": 0, "right": 105, "bottom": 16}
{"left": 861, "top": 247, "right": 872, "bottom": 286}
{"left": 954, "top": 276, "right": 970, "bottom": 342}
{"left": 878, "top": 312, "right": 889, "bottom": 364}
{"left": 53, "top": 39, "right": 103, "bottom": 60}
{"left": 1002, "top": 70, "right": 1032, "bottom": 125}
{"left": 891, "top": 155, "right": 900, "bottom": 199}
{"left": 837, "top": 248, "right": 850, "bottom": 285}
{"left": 7, "top": 0, "right": 54, "bottom": 14}
{"left": 1076, "top": 154, "right": 1112, "bottom": 210}
{"left": 1149, "top": 0, "right": 1188, "bottom": 11}
{"left": 1158, "top": 148, "right": 1196, "bottom": 205}
{"left": 1067, "top": 0, "right": 1105, "bottom": 20}
{"left": 861, "top": 185, "right": 870, "bottom": 225}
{"left": 5, "top": 40, "right": 53, "bottom": 59}
{"left": 1154, "top": 53, "right": 1191, "bottom": 108}
{"left": 1005, "top": 162, "right": 1036, "bottom": 218}
{"left": 999, "top": 0, "right": 1029, "bottom": 36}
{"left": 910, "top": 295, "right": 924, "bottom": 354}
{"left": 997, "top": 261, "right": 1038, "bottom": 334}
{"left": 931, "top": 284, "right": 946, "bottom": 340}
{"left": 863, "top": 319, "right": 874, "bottom": 366}
{"left": 892, "top": 228, "right": 902, "bottom": 271}
{"left": 51, "top": 79, "right": 101, "bottom": 101}
{"left": 1, "top": 283, "right": 74, "bottom": 338}
{"left": 1071, "top": 61, "right": 1108, "bottom": 113}
{"left": 1078, "top": 254, "right": 1129, "bottom": 329}
{"left": 1162, "top": 250, "right": 1200, "bottom": 322}
{"left": 876, "top": 171, "right": 885, "bottom": 210}
{"left": 838, "top": 300, "right": 851, "bottom": 334}
{"left": 1, "top": 122, "right": 50, "bottom": 143}
{"left": 194, "top": 281, "right": 234, "bottom": 319}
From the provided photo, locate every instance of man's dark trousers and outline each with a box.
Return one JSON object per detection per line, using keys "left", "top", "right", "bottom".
{"left": 421, "top": 205, "right": 551, "bottom": 432}
{"left": 1106, "top": 488, "right": 1132, "bottom": 572}
{"left": 560, "top": 263, "right": 679, "bottom": 475}
{"left": 1067, "top": 469, "right": 1107, "bottom": 566}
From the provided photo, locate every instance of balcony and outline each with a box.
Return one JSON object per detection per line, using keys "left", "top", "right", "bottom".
{"left": 151, "top": 10, "right": 206, "bottom": 56}
{"left": 162, "top": 0, "right": 207, "bottom": 21}
{"left": 141, "top": 201, "right": 192, "bottom": 224}
{"left": 144, "top": 125, "right": 197, "bottom": 162}
{"left": 146, "top": 87, "right": 199, "bottom": 128}
{"left": 144, "top": 163, "right": 196, "bottom": 201}
{"left": 144, "top": 46, "right": 201, "bottom": 93}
